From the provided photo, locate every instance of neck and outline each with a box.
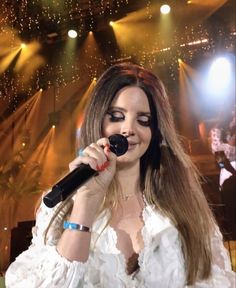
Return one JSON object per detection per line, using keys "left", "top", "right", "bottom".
{"left": 116, "top": 160, "right": 141, "bottom": 199}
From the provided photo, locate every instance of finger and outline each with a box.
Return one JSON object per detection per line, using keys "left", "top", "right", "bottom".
{"left": 89, "top": 143, "right": 107, "bottom": 163}
{"left": 96, "top": 137, "right": 110, "bottom": 148}
{"left": 96, "top": 137, "right": 117, "bottom": 171}
{"left": 69, "top": 155, "right": 99, "bottom": 171}
{"left": 83, "top": 144, "right": 107, "bottom": 168}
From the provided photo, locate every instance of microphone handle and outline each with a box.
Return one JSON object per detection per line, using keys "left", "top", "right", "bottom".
{"left": 43, "top": 164, "right": 98, "bottom": 208}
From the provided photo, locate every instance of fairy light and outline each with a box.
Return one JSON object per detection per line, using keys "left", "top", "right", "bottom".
{"left": 0, "top": 0, "right": 233, "bottom": 117}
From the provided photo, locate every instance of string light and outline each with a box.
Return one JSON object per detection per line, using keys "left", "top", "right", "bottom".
{"left": 0, "top": 0, "right": 234, "bottom": 118}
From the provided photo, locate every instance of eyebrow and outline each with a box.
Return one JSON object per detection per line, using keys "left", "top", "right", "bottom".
{"left": 109, "top": 106, "right": 151, "bottom": 116}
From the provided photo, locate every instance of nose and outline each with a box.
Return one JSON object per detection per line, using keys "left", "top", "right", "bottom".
{"left": 120, "top": 118, "right": 135, "bottom": 137}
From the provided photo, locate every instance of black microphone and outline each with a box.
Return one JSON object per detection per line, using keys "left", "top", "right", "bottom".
{"left": 43, "top": 134, "right": 128, "bottom": 208}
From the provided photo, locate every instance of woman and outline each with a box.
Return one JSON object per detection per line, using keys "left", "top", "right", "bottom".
{"left": 6, "top": 63, "right": 235, "bottom": 287}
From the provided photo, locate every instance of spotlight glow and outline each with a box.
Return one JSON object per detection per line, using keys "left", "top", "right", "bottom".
{"left": 160, "top": 4, "right": 171, "bottom": 14}
{"left": 109, "top": 21, "right": 114, "bottom": 26}
{"left": 68, "top": 29, "right": 77, "bottom": 38}
{"left": 21, "top": 43, "right": 26, "bottom": 48}
{"left": 200, "top": 55, "right": 235, "bottom": 103}
{"left": 208, "top": 57, "right": 231, "bottom": 92}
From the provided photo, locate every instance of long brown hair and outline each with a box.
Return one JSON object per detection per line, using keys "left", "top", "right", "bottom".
{"left": 46, "top": 62, "right": 215, "bottom": 285}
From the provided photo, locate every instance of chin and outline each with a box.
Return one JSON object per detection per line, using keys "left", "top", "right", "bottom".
{"left": 116, "top": 155, "right": 140, "bottom": 167}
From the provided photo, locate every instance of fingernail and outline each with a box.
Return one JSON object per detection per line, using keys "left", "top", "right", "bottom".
{"left": 96, "top": 161, "right": 109, "bottom": 172}
{"left": 96, "top": 165, "right": 101, "bottom": 171}
{"left": 102, "top": 161, "right": 109, "bottom": 169}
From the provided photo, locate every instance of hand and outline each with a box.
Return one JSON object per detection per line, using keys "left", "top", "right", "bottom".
{"left": 69, "top": 137, "right": 117, "bottom": 205}
{"left": 222, "top": 157, "right": 236, "bottom": 176}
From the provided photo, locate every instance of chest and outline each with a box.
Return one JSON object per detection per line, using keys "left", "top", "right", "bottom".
{"left": 111, "top": 217, "right": 144, "bottom": 261}
{"left": 89, "top": 218, "right": 186, "bottom": 287}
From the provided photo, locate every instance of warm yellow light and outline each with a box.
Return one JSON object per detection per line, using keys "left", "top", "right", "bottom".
{"left": 178, "top": 58, "right": 182, "bottom": 64}
{"left": 109, "top": 21, "right": 114, "bottom": 26}
{"left": 21, "top": 43, "right": 26, "bottom": 49}
{"left": 89, "top": 31, "right": 93, "bottom": 35}
{"left": 22, "top": 142, "right": 26, "bottom": 147}
{"left": 160, "top": 4, "right": 171, "bottom": 14}
{"left": 93, "top": 77, "right": 97, "bottom": 81}
{"left": 68, "top": 29, "right": 77, "bottom": 38}
{"left": 52, "top": 125, "right": 56, "bottom": 129}
{"left": 39, "top": 88, "right": 43, "bottom": 92}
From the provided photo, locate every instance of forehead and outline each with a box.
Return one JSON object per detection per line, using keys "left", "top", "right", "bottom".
{"left": 111, "top": 86, "right": 150, "bottom": 111}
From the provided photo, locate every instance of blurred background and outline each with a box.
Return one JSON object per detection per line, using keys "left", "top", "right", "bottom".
{"left": 0, "top": 0, "right": 235, "bottom": 274}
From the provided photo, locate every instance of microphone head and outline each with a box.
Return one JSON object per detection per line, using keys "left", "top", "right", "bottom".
{"left": 108, "top": 134, "right": 128, "bottom": 156}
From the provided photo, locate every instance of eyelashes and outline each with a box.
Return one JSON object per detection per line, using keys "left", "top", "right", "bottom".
{"left": 106, "top": 111, "right": 151, "bottom": 127}
{"left": 107, "top": 111, "right": 124, "bottom": 122}
{"left": 138, "top": 119, "right": 151, "bottom": 127}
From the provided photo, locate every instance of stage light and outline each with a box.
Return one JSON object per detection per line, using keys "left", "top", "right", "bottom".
{"left": 39, "top": 88, "right": 43, "bottom": 92}
{"left": 68, "top": 29, "right": 77, "bottom": 38}
{"left": 208, "top": 57, "right": 231, "bottom": 93}
{"left": 200, "top": 55, "right": 235, "bottom": 102}
{"left": 48, "top": 111, "right": 60, "bottom": 127}
{"left": 52, "top": 125, "right": 56, "bottom": 129}
{"left": 21, "top": 129, "right": 31, "bottom": 148}
{"left": 178, "top": 58, "right": 182, "bottom": 64}
{"left": 160, "top": 4, "right": 171, "bottom": 14}
{"left": 109, "top": 21, "right": 114, "bottom": 27}
{"left": 21, "top": 43, "right": 26, "bottom": 49}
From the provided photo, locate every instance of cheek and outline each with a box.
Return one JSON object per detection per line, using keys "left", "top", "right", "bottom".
{"left": 142, "top": 129, "right": 152, "bottom": 145}
{"left": 102, "top": 120, "right": 119, "bottom": 137}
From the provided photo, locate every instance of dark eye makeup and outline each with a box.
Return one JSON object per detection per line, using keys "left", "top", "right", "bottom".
{"left": 137, "top": 115, "right": 151, "bottom": 127}
{"left": 107, "top": 110, "right": 124, "bottom": 122}
{"left": 106, "top": 109, "right": 151, "bottom": 127}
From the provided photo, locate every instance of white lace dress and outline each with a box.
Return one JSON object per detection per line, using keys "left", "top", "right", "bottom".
{"left": 5, "top": 200, "right": 235, "bottom": 288}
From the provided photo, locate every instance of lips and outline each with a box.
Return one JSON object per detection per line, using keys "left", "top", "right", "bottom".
{"left": 127, "top": 141, "right": 138, "bottom": 150}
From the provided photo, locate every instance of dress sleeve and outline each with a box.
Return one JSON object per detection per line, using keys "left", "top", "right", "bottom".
{"left": 192, "top": 226, "right": 236, "bottom": 288}
{"left": 5, "top": 199, "right": 88, "bottom": 288}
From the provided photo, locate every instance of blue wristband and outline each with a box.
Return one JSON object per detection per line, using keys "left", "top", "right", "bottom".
{"left": 63, "top": 221, "right": 91, "bottom": 232}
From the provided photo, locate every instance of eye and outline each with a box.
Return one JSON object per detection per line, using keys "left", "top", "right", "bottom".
{"left": 137, "top": 115, "right": 151, "bottom": 127}
{"left": 107, "top": 110, "right": 124, "bottom": 122}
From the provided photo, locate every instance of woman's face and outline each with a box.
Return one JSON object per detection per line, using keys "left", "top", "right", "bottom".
{"left": 102, "top": 86, "right": 152, "bottom": 165}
